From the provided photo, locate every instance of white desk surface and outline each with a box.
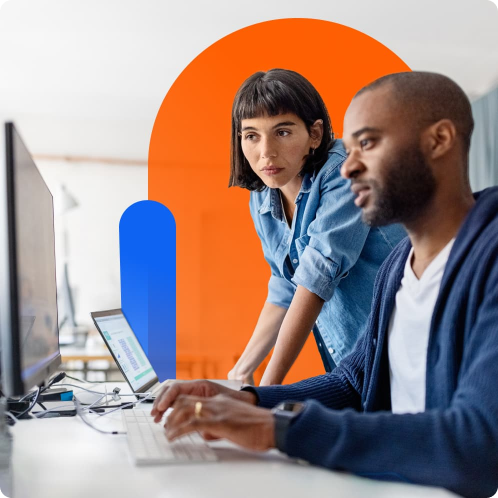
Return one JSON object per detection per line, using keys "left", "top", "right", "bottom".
{"left": 8, "top": 382, "right": 458, "bottom": 498}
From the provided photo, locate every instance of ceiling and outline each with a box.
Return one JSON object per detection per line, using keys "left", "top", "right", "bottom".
{"left": 0, "top": 0, "right": 497, "bottom": 161}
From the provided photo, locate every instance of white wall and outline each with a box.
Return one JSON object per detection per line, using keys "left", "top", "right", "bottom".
{"left": 36, "top": 159, "right": 147, "bottom": 327}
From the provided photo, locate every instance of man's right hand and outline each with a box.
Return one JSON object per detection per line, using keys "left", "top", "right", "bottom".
{"left": 150, "top": 380, "right": 257, "bottom": 423}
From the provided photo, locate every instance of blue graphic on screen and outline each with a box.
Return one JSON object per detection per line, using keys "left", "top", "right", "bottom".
{"left": 119, "top": 200, "right": 176, "bottom": 381}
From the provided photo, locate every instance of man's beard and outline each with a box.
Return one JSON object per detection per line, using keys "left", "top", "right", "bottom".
{"left": 359, "top": 143, "right": 437, "bottom": 227}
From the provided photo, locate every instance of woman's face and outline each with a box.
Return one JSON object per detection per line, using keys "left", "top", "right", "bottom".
{"left": 240, "top": 112, "right": 323, "bottom": 190}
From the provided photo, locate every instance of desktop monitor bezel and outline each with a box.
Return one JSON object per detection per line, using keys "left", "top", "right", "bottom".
{"left": 0, "top": 122, "right": 61, "bottom": 397}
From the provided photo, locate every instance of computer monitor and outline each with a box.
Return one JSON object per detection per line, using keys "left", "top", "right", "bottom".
{"left": 0, "top": 122, "right": 61, "bottom": 397}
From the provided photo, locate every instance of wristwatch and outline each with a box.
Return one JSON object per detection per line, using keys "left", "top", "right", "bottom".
{"left": 271, "top": 401, "right": 306, "bottom": 452}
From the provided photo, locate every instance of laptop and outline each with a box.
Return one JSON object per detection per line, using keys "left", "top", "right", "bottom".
{"left": 91, "top": 308, "right": 171, "bottom": 400}
{"left": 91, "top": 308, "right": 237, "bottom": 465}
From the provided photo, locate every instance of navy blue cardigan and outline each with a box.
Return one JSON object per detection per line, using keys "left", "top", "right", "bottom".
{"left": 253, "top": 187, "right": 498, "bottom": 498}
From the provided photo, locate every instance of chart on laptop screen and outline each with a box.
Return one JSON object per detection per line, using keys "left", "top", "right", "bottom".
{"left": 94, "top": 314, "right": 156, "bottom": 390}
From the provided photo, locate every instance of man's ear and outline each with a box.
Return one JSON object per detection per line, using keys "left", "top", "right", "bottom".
{"left": 423, "top": 119, "right": 458, "bottom": 160}
{"left": 310, "top": 119, "right": 324, "bottom": 148}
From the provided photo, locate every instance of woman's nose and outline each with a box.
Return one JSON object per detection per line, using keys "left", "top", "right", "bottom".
{"left": 260, "top": 137, "right": 277, "bottom": 159}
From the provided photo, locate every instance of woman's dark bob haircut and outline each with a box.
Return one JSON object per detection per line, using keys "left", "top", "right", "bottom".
{"left": 229, "top": 68, "right": 335, "bottom": 191}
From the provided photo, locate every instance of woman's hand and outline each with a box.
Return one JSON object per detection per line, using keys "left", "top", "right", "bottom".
{"left": 228, "top": 302, "right": 287, "bottom": 386}
{"left": 227, "top": 367, "right": 255, "bottom": 385}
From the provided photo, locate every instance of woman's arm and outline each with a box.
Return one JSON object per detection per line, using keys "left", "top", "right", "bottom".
{"left": 259, "top": 285, "right": 324, "bottom": 386}
{"left": 228, "top": 301, "right": 287, "bottom": 384}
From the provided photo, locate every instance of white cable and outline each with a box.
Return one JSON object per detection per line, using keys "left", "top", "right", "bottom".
{"left": 74, "top": 397, "right": 126, "bottom": 435}
{"left": 57, "top": 383, "right": 118, "bottom": 395}
{"left": 86, "top": 393, "right": 109, "bottom": 410}
{"left": 5, "top": 411, "right": 18, "bottom": 425}
{"left": 62, "top": 383, "right": 138, "bottom": 397}
{"left": 91, "top": 392, "right": 152, "bottom": 417}
{"left": 74, "top": 392, "right": 153, "bottom": 434}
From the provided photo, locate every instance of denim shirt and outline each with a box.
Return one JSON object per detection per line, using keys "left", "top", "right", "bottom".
{"left": 249, "top": 139, "right": 406, "bottom": 365}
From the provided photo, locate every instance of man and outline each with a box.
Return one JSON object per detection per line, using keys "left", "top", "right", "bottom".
{"left": 151, "top": 72, "right": 498, "bottom": 498}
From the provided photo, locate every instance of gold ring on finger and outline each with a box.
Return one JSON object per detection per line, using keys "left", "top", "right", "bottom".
{"left": 194, "top": 401, "right": 202, "bottom": 419}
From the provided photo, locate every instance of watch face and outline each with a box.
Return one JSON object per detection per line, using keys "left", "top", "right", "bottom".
{"left": 279, "top": 401, "right": 304, "bottom": 413}
{"left": 274, "top": 401, "right": 306, "bottom": 415}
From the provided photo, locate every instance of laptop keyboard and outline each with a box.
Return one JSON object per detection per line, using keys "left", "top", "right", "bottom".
{"left": 122, "top": 410, "right": 218, "bottom": 465}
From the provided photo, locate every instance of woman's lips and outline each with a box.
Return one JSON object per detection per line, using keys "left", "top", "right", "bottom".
{"left": 262, "top": 167, "right": 284, "bottom": 176}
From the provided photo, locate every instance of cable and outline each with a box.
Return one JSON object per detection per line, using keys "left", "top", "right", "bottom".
{"left": 90, "top": 393, "right": 152, "bottom": 418}
{"left": 40, "top": 372, "right": 66, "bottom": 393}
{"left": 85, "top": 393, "right": 108, "bottom": 410}
{"left": 5, "top": 411, "right": 18, "bottom": 425}
{"left": 14, "top": 387, "right": 41, "bottom": 419}
{"left": 60, "top": 383, "right": 138, "bottom": 397}
{"left": 18, "top": 372, "right": 67, "bottom": 403}
{"left": 74, "top": 391, "right": 153, "bottom": 434}
{"left": 74, "top": 397, "right": 126, "bottom": 435}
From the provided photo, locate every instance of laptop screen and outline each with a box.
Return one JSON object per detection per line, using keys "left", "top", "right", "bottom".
{"left": 92, "top": 311, "right": 157, "bottom": 391}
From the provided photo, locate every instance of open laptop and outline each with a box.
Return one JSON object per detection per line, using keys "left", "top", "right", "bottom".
{"left": 91, "top": 308, "right": 241, "bottom": 465}
{"left": 91, "top": 308, "right": 171, "bottom": 400}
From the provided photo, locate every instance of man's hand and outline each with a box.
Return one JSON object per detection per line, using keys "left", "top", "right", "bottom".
{"left": 164, "top": 394, "right": 275, "bottom": 451}
{"left": 150, "top": 380, "right": 257, "bottom": 423}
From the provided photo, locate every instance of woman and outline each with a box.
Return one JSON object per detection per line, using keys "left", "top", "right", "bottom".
{"left": 228, "top": 69, "right": 405, "bottom": 385}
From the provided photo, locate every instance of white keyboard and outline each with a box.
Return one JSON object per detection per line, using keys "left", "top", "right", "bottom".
{"left": 122, "top": 409, "right": 218, "bottom": 465}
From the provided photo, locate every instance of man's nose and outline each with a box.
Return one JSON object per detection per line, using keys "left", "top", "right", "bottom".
{"left": 341, "top": 150, "right": 364, "bottom": 179}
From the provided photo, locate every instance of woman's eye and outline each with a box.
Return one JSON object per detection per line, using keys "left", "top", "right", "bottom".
{"left": 244, "top": 134, "right": 257, "bottom": 141}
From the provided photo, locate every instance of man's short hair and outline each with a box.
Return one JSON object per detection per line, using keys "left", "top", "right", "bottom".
{"left": 355, "top": 72, "right": 474, "bottom": 154}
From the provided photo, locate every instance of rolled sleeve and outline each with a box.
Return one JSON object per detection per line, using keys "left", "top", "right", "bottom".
{"left": 292, "top": 159, "right": 370, "bottom": 302}
{"left": 267, "top": 275, "right": 295, "bottom": 309}
{"left": 293, "top": 246, "right": 339, "bottom": 301}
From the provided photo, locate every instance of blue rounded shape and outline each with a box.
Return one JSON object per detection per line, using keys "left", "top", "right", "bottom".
{"left": 119, "top": 200, "right": 176, "bottom": 381}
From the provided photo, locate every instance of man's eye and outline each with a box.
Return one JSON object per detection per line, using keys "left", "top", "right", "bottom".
{"left": 277, "top": 130, "right": 290, "bottom": 137}
{"left": 360, "top": 138, "right": 373, "bottom": 149}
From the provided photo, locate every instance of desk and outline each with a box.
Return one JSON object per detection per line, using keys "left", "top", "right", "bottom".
{"left": 60, "top": 343, "right": 117, "bottom": 381}
{"left": 7, "top": 383, "right": 458, "bottom": 498}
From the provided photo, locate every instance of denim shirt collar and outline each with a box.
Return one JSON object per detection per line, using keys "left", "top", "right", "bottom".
{"left": 258, "top": 173, "right": 315, "bottom": 220}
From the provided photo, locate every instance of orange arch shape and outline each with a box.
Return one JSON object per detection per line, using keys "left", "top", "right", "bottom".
{"left": 149, "top": 19, "right": 411, "bottom": 384}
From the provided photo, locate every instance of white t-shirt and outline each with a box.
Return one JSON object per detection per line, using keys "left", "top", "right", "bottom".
{"left": 388, "top": 238, "right": 455, "bottom": 414}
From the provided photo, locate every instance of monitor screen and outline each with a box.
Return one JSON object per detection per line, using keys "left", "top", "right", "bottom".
{"left": 0, "top": 123, "right": 60, "bottom": 396}
{"left": 92, "top": 311, "right": 157, "bottom": 391}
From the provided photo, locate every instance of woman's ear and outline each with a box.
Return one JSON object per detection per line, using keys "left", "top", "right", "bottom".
{"left": 310, "top": 119, "right": 324, "bottom": 148}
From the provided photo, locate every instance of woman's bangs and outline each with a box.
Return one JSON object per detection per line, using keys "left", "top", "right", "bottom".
{"left": 236, "top": 85, "right": 291, "bottom": 122}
